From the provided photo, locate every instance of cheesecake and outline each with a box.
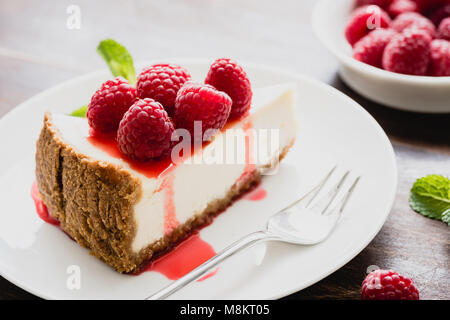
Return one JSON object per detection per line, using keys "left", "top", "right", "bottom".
{"left": 35, "top": 84, "right": 298, "bottom": 273}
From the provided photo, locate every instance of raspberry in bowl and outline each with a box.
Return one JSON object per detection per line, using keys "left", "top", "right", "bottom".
{"left": 313, "top": 0, "right": 450, "bottom": 113}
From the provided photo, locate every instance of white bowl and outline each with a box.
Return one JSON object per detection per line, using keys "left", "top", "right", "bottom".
{"left": 312, "top": 0, "right": 450, "bottom": 113}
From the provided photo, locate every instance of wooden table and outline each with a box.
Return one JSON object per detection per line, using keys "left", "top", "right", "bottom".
{"left": 0, "top": 0, "right": 448, "bottom": 300}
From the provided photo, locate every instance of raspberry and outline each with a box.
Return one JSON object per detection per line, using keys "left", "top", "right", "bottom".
{"left": 427, "top": 3, "right": 450, "bottom": 26}
{"left": 391, "top": 12, "right": 436, "bottom": 37}
{"left": 353, "top": 29, "right": 397, "bottom": 67}
{"left": 345, "top": 5, "right": 392, "bottom": 46}
{"left": 174, "top": 83, "right": 232, "bottom": 142}
{"left": 388, "top": 0, "right": 418, "bottom": 17}
{"left": 87, "top": 77, "right": 136, "bottom": 136}
{"left": 136, "top": 64, "right": 191, "bottom": 116}
{"left": 362, "top": 270, "right": 419, "bottom": 300}
{"left": 205, "top": 58, "right": 252, "bottom": 119}
{"left": 117, "top": 99, "right": 175, "bottom": 161}
{"left": 438, "top": 17, "right": 450, "bottom": 40}
{"left": 356, "top": 0, "right": 393, "bottom": 9}
{"left": 429, "top": 39, "right": 450, "bottom": 76}
{"left": 382, "top": 28, "right": 432, "bottom": 75}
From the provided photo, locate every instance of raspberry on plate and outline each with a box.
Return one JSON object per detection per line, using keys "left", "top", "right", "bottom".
{"left": 356, "top": 0, "right": 393, "bottom": 9}
{"left": 353, "top": 28, "right": 397, "bottom": 67}
{"left": 391, "top": 12, "right": 436, "bottom": 38}
{"left": 438, "top": 17, "right": 450, "bottom": 40}
{"left": 382, "top": 28, "right": 432, "bottom": 75}
{"left": 117, "top": 98, "right": 175, "bottom": 161}
{"left": 174, "top": 82, "right": 232, "bottom": 142}
{"left": 387, "top": 0, "right": 418, "bottom": 17}
{"left": 205, "top": 58, "right": 252, "bottom": 120}
{"left": 136, "top": 64, "right": 191, "bottom": 116}
{"left": 87, "top": 77, "right": 136, "bottom": 137}
{"left": 429, "top": 39, "right": 450, "bottom": 76}
{"left": 345, "top": 5, "right": 392, "bottom": 46}
{"left": 362, "top": 269, "right": 419, "bottom": 300}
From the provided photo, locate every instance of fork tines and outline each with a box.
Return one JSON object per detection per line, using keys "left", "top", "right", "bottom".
{"left": 284, "top": 166, "right": 360, "bottom": 216}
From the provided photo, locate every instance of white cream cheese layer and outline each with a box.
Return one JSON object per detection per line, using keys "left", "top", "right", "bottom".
{"left": 50, "top": 83, "right": 298, "bottom": 253}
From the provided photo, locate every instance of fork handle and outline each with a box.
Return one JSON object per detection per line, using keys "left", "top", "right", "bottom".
{"left": 145, "top": 230, "right": 276, "bottom": 300}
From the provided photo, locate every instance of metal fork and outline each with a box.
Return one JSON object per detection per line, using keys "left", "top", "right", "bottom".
{"left": 146, "top": 166, "right": 360, "bottom": 300}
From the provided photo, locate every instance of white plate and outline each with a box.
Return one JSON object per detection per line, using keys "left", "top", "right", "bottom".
{"left": 313, "top": 0, "right": 450, "bottom": 114}
{"left": 0, "top": 60, "right": 397, "bottom": 299}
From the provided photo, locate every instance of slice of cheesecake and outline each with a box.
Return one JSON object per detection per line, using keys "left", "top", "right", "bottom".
{"left": 35, "top": 84, "right": 298, "bottom": 273}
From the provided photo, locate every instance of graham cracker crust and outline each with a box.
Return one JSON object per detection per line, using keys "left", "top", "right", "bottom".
{"left": 35, "top": 113, "right": 295, "bottom": 273}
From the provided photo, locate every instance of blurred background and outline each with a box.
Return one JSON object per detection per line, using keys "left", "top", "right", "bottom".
{"left": 0, "top": 0, "right": 334, "bottom": 113}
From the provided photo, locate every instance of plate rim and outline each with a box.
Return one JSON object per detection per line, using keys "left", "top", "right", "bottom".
{"left": 0, "top": 59, "right": 398, "bottom": 300}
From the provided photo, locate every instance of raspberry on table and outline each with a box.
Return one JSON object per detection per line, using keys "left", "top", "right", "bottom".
{"left": 382, "top": 28, "right": 432, "bottom": 75}
{"left": 117, "top": 98, "right": 175, "bottom": 161}
{"left": 388, "top": 0, "right": 418, "bottom": 17}
{"left": 87, "top": 77, "right": 136, "bottom": 137}
{"left": 345, "top": 5, "right": 392, "bottom": 46}
{"left": 391, "top": 12, "right": 436, "bottom": 38}
{"left": 174, "top": 82, "right": 232, "bottom": 142}
{"left": 429, "top": 39, "right": 450, "bottom": 76}
{"left": 438, "top": 17, "right": 450, "bottom": 40}
{"left": 136, "top": 64, "right": 191, "bottom": 116}
{"left": 356, "top": 0, "right": 393, "bottom": 9}
{"left": 205, "top": 58, "right": 252, "bottom": 120}
{"left": 353, "top": 28, "right": 397, "bottom": 67}
{"left": 362, "top": 269, "right": 419, "bottom": 300}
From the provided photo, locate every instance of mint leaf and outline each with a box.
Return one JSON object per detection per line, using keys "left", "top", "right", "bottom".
{"left": 409, "top": 174, "right": 450, "bottom": 222}
{"left": 69, "top": 39, "right": 136, "bottom": 117}
{"left": 442, "top": 209, "right": 450, "bottom": 225}
{"left": 70, "top": 105, "right": 88, "bottom": 118}
{"left": 97, "top": 39, "right": 136, "bottom": 85}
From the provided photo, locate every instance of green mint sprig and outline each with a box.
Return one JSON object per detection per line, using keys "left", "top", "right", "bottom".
{"left": 97, "top": 39, "right": 136, "bottom": 85}
{"left": 70, "top": 105, "right": 88, "bottom": 117}
{"left": 442, "top": 209, "right": 450, "bottom": 225}
{"left": 409, "top": 174, "right": 450, "bottom": 225}
{"left": 70, "top": 39, "right": 136, "bottom": 117}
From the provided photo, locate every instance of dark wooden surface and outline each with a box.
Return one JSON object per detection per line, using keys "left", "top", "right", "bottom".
{"left": 0, "top": 0, "right": 448, "bottom": 300}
